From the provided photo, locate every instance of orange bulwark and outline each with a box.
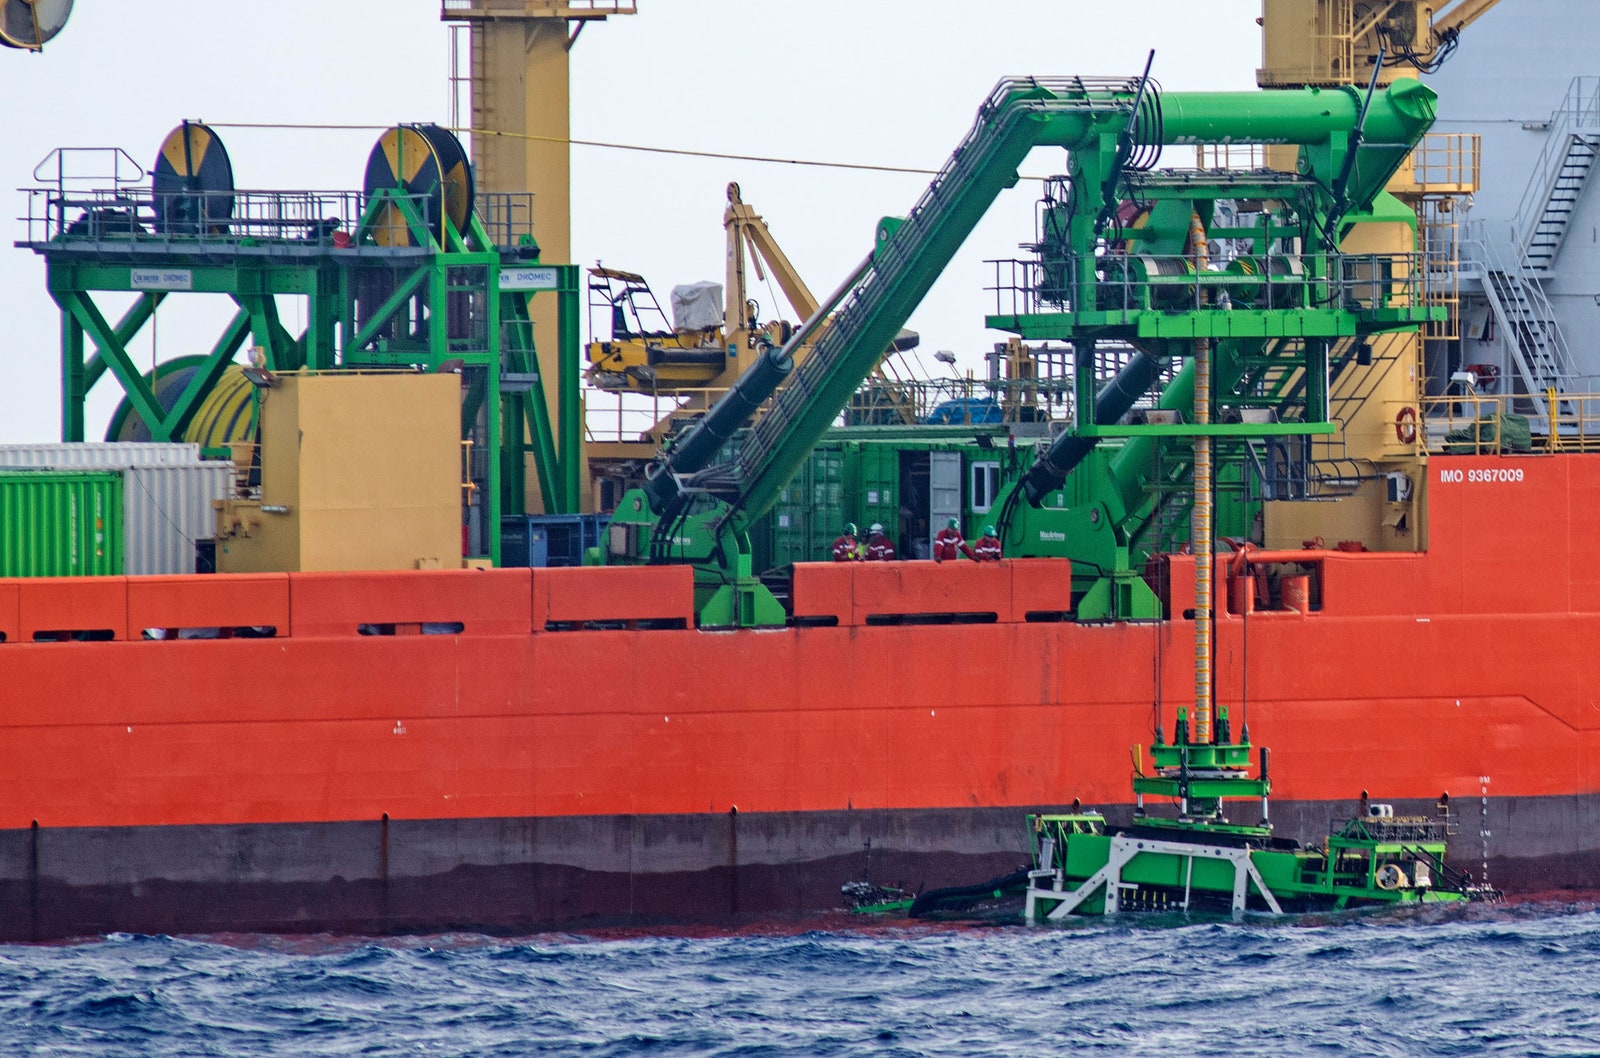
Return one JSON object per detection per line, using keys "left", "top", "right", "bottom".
{"left": 0, "top": 453, "right": 1595, "bottom": 936}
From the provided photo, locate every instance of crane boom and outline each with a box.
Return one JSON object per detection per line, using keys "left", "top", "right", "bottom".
{"left": 1432, "top": 0, "right": 1502, "bottom": 36}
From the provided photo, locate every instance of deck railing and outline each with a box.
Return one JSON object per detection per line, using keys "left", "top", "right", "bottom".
{"left": 1420, "top": 391, "right": 1600, "bottom": 453}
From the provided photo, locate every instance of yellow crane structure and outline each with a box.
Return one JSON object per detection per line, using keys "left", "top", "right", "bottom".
{"left": 439, "top": 0, "right": 637, "bottom": 471}
{"left": 585, "top": 184, "right": 812, "bottom": 398}
{"left": 721, "top": 182, "right": 817, "bottom": 394}
{"left": 1250, "top": 0, "right": 1498, "bottom": 552}
{"left": 1258, "top": 0, "right": 1502, "bottom": 87}
{"left": 584, "top": 183, "right": 922, "bottom": 434}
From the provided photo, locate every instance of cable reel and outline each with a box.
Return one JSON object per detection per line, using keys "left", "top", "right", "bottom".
{"left": 152, "top": 122, "right": 236, "bottom": 236}
{"left": 362, "top": 124, "right": 475, "bottom": 247}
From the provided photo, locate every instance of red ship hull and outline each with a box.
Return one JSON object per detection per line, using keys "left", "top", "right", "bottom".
{"left": 0, "top": 452, "right": 1593, "bottom": 938}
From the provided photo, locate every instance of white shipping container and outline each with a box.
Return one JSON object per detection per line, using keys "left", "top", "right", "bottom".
{"left": 122, "top": 464, "right": 236, "bottom": 576}
{"left": 0, "top": 442, "right": 207, "bottom": 468}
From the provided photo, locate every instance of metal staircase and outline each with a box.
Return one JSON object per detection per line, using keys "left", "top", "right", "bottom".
{"left": 1135, "top": 483, "right": 1194, "bottom": 555}
{"left": 1483, "top": 271, "right": 1566, "bottom": 392}
{"left": 1447, "top": 78, "right": 1600, "bottom": 434}
{"left": 1515, "top": 77, "right": 1600, "bottom": 271}
{"left": 1520, "top": 133, "right": 1598, "bottom": 270}
{"left": 1467, "top": 220, "right": 1575, "bottom": 428}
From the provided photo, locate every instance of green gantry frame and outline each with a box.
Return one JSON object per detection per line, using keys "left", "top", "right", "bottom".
{"left": 31, "top": 185, "right": 585, "bottom": 565}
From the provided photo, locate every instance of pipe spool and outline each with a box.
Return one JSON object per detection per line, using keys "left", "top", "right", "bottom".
{"left": 362, "top": 124, "right": 475, "bottom": 247}
{"left": 0, "top": 0, "right": 71, "bottom": 49}
{"left": 152, "top": 122, "right": 235, "bottom": 236}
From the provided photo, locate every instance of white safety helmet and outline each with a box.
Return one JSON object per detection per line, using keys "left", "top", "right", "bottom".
{"left": 869, "top": 522, "right": 884, "bottom": 535}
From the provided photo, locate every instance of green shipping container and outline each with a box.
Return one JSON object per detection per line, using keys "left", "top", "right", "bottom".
{"left": 0, "top": 471, "right": 125, "bottom": 577}
{"left": 768, "top": 446, "right": 846, "bottom": 567}
{"left": 850, "top": 444, "right": 900, "bottom": 540}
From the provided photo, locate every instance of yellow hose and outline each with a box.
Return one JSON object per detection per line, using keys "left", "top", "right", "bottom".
{"left": 1188, "top": 211, "right": 1213, "bottom": 746}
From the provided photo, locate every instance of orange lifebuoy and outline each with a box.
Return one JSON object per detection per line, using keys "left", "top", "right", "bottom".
{"left": 1394, "top": 406, "right": 1419, "bottom": 445}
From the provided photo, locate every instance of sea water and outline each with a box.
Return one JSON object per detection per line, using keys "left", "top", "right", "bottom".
{"left": 3, "top": 902, "right": 1599, "bottom": 1056}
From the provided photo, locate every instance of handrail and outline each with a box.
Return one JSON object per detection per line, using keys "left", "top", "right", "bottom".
{"left": 1512, "top": 76, "right": 1600, "bottom": 259}
{"left": 31, "top": 147, "right": 144, "bottom": 188}
{"left": 987, "top": 250, "right": 1433, "bottom": 318}
{"left": 1417, "top": 389, "right": 1600, "bottom": 452}
{"left": 1462, "top": 218, "right": 1577, "bottom": 402}
{"left": 17, "top": 185, "right": 536, "bottom": 254}
{"left": 582, "top": 374, "right": 1074, "bottom": 444}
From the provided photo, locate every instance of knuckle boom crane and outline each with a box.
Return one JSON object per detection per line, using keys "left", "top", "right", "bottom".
{"left": 604, "top": 68, "right": 1439, "bottom": 631}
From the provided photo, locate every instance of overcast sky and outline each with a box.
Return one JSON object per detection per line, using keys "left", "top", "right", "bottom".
{"left": 2, "top": 1, "right": 1288, "bottom": 442}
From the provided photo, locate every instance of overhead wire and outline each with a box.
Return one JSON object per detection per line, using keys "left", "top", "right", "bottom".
{"left": 205, "top": 121, "right": 1054, "bottom": 181}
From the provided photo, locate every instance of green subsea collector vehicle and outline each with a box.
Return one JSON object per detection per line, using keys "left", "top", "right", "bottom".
{"left": 1019, "top": 708, "right": 1499, "bottom": 919}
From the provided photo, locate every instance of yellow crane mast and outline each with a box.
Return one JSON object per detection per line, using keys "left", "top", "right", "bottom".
{"left": 440, "top": 0, "right": 637, "bottom": 466}
{"left": 1259, "top": 0, "right": 1502, "bottom": 88}
{"left": 1250, "top": 0, "right": 1497, "bottom": 553}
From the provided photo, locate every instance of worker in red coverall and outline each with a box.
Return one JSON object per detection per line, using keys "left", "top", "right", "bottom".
{"left": 932, "top": 518, "right": 975, "bottom": 562}
{"left": 864, "top": 522, "right": 896, "bottom": 561}
{"left": 972, "top": 525, "right": 1003, "bottom": 562}
{"left": 831, "top": 523, "right": 863, "bottom": 562}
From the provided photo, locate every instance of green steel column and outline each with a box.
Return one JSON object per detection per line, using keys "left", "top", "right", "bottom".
{"left": 484, "top": 256, "right": 505, "bottom": 563}
{"left": 499, "top": 392, "right": 525, "bottom": 518}
{"left": 1306, "top": 339, "right": 1330, "bottom": 424}
{"left": 429, "top": 261, "right": 449, "bottom": 367}
{"left": 485, "top": 363, "right": 502, "bottom": 566}
{"left": 557, "top": 264, "right": 581, "bottom": 512}
{"left": 309, "top": 268, "right": 340, "bottom": 370}
{"left": 338, "top": 265, "right": 355, "bottom": 362}
{"left": 1069, "top": 149, "right": 1111, "bottom": 311}
{"left": 503, "top": 292, "right": 558, "bottom": 513}
{"left": 61, "top": 309, "right": 84, "bottom": 442}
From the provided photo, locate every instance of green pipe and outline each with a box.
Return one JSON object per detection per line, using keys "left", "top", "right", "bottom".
{"left": 1157, "top": 79, "right": 1436, "bottom": 146}
{"left": 1108, "top": 359, "right": 1195, "bottom": 518}
{"left": 1028, "top": 79, "right": 1436, "bottom": 151}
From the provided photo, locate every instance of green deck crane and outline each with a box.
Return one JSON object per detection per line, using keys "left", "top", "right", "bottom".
{"left": 605, "top": 72, "right": 1440, "bottom": 628}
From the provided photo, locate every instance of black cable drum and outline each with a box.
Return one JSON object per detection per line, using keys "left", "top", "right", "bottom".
{"left": 152, "top": 122, "right": 235, "bottom": 235}
{"left": 362, "top": 124, "right": 475, "bottom": 247}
